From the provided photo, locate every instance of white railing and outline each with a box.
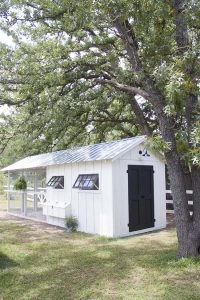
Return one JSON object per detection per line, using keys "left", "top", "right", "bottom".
{"left": 5, "top": 190, "right": 47, "bottom": 203}
{"left": 166, "top": 190, "right": 193, "bottom": 214}
{"left": 26, "top": 191, "right": 47, "bottom": 204}
{"left": 36, "top": 191, "right": 47, "bottom": 204}
{"left": 6, "top": 190, "right": 47, "bottom": 214}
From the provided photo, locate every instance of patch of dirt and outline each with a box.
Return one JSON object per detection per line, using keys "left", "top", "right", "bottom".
{"left": 0, "top": 211, "right": 175, "bottom": 243}
{"left": 0, "top": 211, "right": 68, "bottom": 242}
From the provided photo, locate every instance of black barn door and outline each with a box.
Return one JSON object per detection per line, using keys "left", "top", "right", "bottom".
{"left": 128, "top": 165, "right": 154, "bottom": 232}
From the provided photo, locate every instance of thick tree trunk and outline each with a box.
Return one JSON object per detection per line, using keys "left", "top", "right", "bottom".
{"left": 166, "top": 154, "right": 200, "bottom": 257}
{"left": 111, "top": 11, "right": 200, "bottom": 258}
{"left": 154, "top": 101, "right": 200, "bottom": 257}
{"left": 191, "top": 168, "right": 200, "bottom": 224}
{"left": 191, "top": 168, "right": 200, "bottom": 255}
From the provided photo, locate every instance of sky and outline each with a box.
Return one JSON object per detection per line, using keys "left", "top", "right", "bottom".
{"left": 0, "top": 30, "right": 14, "bottom": 47}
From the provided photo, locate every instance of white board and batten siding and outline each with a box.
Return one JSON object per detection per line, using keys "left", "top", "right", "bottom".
{"left": 3, "top": 136, "right": 166, "bottom": 237}
{"left": 46, "top": 143, "right": 166, "bottom": 237}
{"left": 46, "top": 160, "right": 114, "bottom": 236}
{"left": 112, "top": 143, "right": 166, "bottom": 237}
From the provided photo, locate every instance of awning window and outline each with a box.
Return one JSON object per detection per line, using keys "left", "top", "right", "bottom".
{"left": 73, "top": 174, "right": 99, "bottom": 190}
{"left": 47, "top": 176, "right": 64, "bottom": 189}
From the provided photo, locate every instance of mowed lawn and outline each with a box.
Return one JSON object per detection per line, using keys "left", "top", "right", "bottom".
{"left": 1, "top": 214, "right": 200, "bottom": 300}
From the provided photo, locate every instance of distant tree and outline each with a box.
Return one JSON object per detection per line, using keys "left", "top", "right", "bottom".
{"left": 0, "top": 0, "right": 199, "bottom": 257}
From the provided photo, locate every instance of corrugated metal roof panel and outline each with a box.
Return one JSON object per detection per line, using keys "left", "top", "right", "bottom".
{"left": 1, "top": 136, "right": 146, "bottom": 171}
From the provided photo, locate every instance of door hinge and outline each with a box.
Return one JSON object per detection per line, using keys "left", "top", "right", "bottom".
{"left": 154, "top": 219, "right": 156, "bottom": 222}
{"left": 153, "top": 170, "right": 155, "bottom": 174}
{"left": 128, "top": 223, "right": 129, "bottom": 227}
{"left": 126, "top": 170, "right": 129, "bottom": 173}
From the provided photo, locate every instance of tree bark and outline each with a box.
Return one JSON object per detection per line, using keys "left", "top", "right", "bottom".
{"left": 171, "top": 0, "right": 199, "bottom": 132}
{"left": 129, "top": 95, "right": 152, "bottom": 136}
{"left": 165, "top": 152, "right": 199, "bottom": 257}
{"left": 191, "top": 168, "right": 200, "bottom": 255}
{"left": 110, "top": 12, "right": 200, "bottom": 257}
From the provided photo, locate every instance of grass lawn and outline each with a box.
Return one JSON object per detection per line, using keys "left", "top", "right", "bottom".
{"left": 0, "top": 216, "right": 200, "bottom": 300}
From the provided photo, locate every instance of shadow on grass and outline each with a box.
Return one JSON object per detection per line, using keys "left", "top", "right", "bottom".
{"left": 1, "top": 220, "right": 200, "bottom": 300}
{"left": 38, "top": 243, "right": 200, "bottom": 300}
{"left": 0, "top": 252, "right": 18, "bottom": 270}
{"left": 6, "top": 240, "right": 185, "bottom": 299}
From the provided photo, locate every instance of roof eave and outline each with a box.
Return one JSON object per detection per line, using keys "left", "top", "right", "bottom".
{"left": 0, "top": 166, "right": 46, "bottom": 172}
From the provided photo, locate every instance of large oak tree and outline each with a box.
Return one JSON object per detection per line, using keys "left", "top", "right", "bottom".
{"left": 0, "top": 0, "right": 200, "bottom": 257}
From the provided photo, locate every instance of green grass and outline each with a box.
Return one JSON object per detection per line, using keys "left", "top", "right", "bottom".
{"left": 0, "top": 218, "right": 200, "bottom": 300}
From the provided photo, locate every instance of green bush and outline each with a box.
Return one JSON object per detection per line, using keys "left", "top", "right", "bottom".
{"left": 14, "top": 177, "right": 27, "bottom": 190}
{"left": 65, "top": 216, "right": 78, "bottom": 232}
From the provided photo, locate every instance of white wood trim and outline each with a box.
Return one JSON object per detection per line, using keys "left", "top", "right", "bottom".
{"left": 166, "top": 199, "right": 193, "bottom": 205}
{"left": 166, "top": 189, "right": 193, "bottom": 194}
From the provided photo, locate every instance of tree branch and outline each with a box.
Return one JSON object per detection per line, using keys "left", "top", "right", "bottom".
{"left": 171, "top": 0, "right": 189, "bottom": 55}
{"left": 171, "top": 0, "right": 199, "bottom": 132}
{"left": 110, "top": 12, "right": 141, "bottom": 72}
{"left": 95, "top": 78, "right": 151, "bottom": 100}
{"left": 95, "top": 79, "right": 152, "bottom": 136}
{"left": 109, "top": 14, "right": 167, "bottom": 110}
{"left": 129, "top": 95, "right": 152, "bottom": 136}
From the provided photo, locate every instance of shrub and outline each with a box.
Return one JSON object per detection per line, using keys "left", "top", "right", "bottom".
{"left": 14, "top": 177, "right": 27, "bottom": 190}
{"left": 65, "top": 216, "right": 78, "bottom": 232}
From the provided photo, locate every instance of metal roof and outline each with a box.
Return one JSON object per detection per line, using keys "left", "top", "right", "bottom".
{"left": 1, "top": 136, "right": 146, "bottom": 171}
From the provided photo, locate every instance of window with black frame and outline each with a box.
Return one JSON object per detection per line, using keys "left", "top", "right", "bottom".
{"left": 73, "top": 174, "right": 99, "bottom": 190}
{"left": 47, "top": 176, "right": 64, "bottom": 189}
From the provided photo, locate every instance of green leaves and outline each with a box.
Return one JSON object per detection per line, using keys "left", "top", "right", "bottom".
{"left": 0, "top": 0, "right": 199, "bottom": 171}
{"left": 144, "top": 136, "right": 171, "bottom": 154}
